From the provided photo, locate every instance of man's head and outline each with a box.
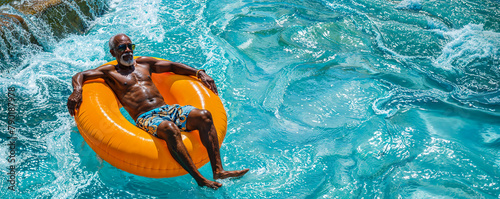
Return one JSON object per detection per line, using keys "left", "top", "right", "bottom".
{"left": 109, "top": 34, "right": 135, "bottom": 67}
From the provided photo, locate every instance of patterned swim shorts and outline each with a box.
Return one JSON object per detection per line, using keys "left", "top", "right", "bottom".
{"left": 135, "top": 104, "right": 196, "bottom": 137}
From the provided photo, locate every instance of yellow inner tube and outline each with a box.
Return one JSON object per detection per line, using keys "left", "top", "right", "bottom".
{"left": 74, "top": 57, "right": 227, "bottom": 178}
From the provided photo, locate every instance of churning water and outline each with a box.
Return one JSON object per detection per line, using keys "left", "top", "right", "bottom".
{"left": 1, "top": 0, "right": 500, "bottom": 198}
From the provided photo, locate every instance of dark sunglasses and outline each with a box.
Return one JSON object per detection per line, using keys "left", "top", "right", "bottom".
{"left": 116, "top": 43, "right": 135, "bottom": 52}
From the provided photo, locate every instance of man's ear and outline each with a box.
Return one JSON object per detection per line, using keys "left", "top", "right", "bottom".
{"left": 110, "top": 49, "right": 115, "bottom": 57}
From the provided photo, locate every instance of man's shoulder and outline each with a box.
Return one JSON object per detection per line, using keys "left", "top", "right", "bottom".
{"left": 135, "top": 56, "right": 158, "bottom": 63}
{"left": 96, "top": 64, "right": 115, "bottom": 71}
{"left": 96, "top": 64, "right": 115, "bottom": 70}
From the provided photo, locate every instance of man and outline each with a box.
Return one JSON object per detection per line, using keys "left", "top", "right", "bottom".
{"left": 67, "top": 33, "right": 248, "bottom": 189}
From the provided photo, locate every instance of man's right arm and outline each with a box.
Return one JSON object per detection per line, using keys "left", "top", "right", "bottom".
{"left": 67, "top": 66, "right": 109, "bottom": 116}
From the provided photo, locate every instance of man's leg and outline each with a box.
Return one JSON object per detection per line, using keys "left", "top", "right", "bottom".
{"left": 186, "top": 109, "right": 249, "bottom": 179}
{"left": 156, "top": 120, "right": 222, "bottom": 189}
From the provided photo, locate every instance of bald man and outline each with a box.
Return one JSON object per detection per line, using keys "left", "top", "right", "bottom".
{"left": 68, "top": 34, "right": 248, "bottom": 189}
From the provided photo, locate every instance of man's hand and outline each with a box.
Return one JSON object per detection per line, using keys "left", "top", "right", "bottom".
{"left": 198, "top": 71, "right": 219, "bottom": 95}
{"left": 67, "top": 90, "right": 83, "bottom": 116}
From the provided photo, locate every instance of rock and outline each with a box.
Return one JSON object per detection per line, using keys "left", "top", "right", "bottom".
{"left": 11, "top": 0, "right": 108, "bottom": 37}
{"left": 0, "top": 0, "right": 109, "bottom": 68}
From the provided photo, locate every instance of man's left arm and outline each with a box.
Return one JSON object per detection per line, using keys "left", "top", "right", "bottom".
{"left": 140, "top": 57, "right": 219, "bottom": 95}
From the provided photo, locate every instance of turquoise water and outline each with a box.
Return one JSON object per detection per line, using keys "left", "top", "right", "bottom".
{"left": 1, "top": 0, "right": 500, "bottom": 198}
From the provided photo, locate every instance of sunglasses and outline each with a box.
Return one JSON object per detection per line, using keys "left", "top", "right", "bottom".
{"left": 116, "top": 43, "right": 135, "bottom": 52}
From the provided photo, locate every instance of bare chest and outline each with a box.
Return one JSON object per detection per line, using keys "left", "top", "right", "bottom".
{"left": 107, "top": 67, "right": 153, "bottom": 89}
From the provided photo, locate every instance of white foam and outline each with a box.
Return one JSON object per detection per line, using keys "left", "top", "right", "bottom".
{"left": 426, "top": 17, "right": 449, "bottom": 31}
{"left": 237, "top": 38, "right": 253, "bottom": 49}
{"left": 481, "top": 126, "right": 500, "bottom": 144}
{"left": 34, "top": 113, "right": 98, "bottom": 198}
{"left": 0, "top": 143, "right": 9, "bottom": 170}
{"left": 433, "top": 24, "right": 500, "bottom": 72}
{"left": 396, "top": 0, "right": 423, "bottom": 11}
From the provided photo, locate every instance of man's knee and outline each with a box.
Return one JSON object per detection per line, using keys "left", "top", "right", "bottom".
{"left": 191, "top": 109, "right": 213, "bottom": 124}
{"left": 157, "top": 121, "right": 180, "bottom": 139}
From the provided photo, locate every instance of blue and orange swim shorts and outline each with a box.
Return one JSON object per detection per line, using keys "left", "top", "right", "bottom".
{"left": 135, "top": 104, "right": 196, "bottom": 137}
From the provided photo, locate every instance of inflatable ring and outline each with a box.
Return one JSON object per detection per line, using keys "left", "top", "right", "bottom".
{"left": 74, "top": 57, "right": 227, "bottom": 178}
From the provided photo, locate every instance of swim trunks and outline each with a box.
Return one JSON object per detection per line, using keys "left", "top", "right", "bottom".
{"left": 136, "top": 104, "right": 196, "bottom": 137}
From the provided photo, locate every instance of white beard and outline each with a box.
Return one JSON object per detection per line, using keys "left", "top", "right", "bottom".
{"left": 119, "top": 53, "right": 134, "bottom": 66}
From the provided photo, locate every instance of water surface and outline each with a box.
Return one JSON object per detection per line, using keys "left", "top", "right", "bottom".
{"left": 1, "top": 0, "right": 500, "bottom": 198}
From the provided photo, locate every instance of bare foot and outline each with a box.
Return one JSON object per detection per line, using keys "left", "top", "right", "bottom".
{"left": 198, "top": 180, "right": 222, "bottom": 190}
{"left": 214, "top": 169, "right": 250, "bottom": 180}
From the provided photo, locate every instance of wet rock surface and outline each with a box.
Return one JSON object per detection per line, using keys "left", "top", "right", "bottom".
{"left": 0, "top": 0, "right": 109, "bottom": 69}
